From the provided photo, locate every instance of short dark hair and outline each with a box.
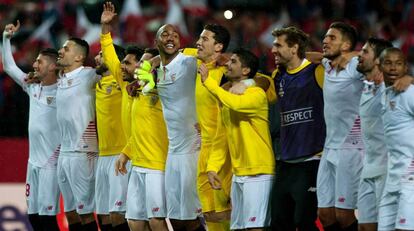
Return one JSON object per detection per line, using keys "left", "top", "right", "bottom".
{"left": 329, "top": 22, "right": 358, "bottom": 51}
{"left": 272, "top": 26, "right": 309, "bottom": 59}
{"left": 366, "top": 37, "right": 393, "bottom": 59}
{"left": 125, "top": 46, "right": 144, "bottom": 62}
{"left": 233, "top": 48, "right": 259, "bottom": 79}
{"left": 144, "top": 48, "right": 159, "bottom": 57}
{"left": 39, "top": 48, "right": 58, "bottom": 63}
{"left": 113, "top": 44, "right": 126, "bottom": 61}
{"left": 204, "top": 24, "right": 231, "bottom": 53}
{"left": 68, "top": 37, "right": 89, "bottom": 58}
{"left": 379, "top": 47, "right": 406, "bottom": 64}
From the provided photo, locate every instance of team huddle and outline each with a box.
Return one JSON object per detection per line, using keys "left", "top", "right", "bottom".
{"left": 2, "top": 2, "right": 414, "bottom": 231}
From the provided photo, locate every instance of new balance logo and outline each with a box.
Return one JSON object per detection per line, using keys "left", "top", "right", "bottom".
{"left": 307, "top": 187, "right": 317, "bottom": 192}
{"left": 115, "top": 201, "right": 123, "bottom": 206}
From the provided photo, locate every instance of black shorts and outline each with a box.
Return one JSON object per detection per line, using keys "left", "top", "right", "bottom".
{"left": 270, "top": 160, "right": 320, "bottom": 231}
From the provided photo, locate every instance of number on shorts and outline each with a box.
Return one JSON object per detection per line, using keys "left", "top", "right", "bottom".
{"left": 25, "top": 183, "right": 30, "bottom": 197}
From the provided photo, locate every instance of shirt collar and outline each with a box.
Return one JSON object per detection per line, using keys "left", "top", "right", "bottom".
{"left": 160, "top": 52, "right": 184, "bottom": 71}
{"left": 60, "top": 66, "right": 84, "bottom": 79}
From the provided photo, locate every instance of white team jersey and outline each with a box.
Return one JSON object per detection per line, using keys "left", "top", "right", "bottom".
{"left": 360, "top": 81, "right": 388, "bottom": 178}
{"left": 322, "top": 57, "right": 365, "bottom": 148}
{"left": 156, "top": 52, "right": 200, "bottom": 155}
{"left": 382, "top": 85, "right": 414, "bottom": 192}
{"left": 2, "top": 34, "right": 60, "bottom": 169}
{"left": 56, "top": 66, "right": 99, "bottom": 153}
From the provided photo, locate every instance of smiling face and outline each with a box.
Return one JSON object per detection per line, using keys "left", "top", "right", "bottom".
{"left": 322, "top": 28, "right": 347, "bottom": 60}
{"left": 271, "top": 34, "right": 295, "bottom": 66}
{"left": 156, "top": 24, "right": 180, "bottom": 57}
{"left": 32, "top": 54, "right": 55, "bottom": 80}
{"left": 196, "top": 29, "right": 222, "bottom": 63}
{"left": 121, "top": 54, "right": 138, "bottom": 81}
{"left": 357, "top": 42, "right": 377, "bottom": 74}
{"left": 380, "top": 50, "right": 408, "bottom": 86}
{"left": 226, "top": 54, "right": 243, "bottom": 81}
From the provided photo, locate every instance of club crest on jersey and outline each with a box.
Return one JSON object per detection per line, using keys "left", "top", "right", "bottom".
{"left": 106, "top": 86, "right": 112, "bottom": 94}
{"left": 46, "top": 96, "right": 54, "bottom": 105}
{"left": 150, "top": 95, "right": 158, "bottom": 105}
{"left": 389, "top": 101, "right": 396, "bottom": 110}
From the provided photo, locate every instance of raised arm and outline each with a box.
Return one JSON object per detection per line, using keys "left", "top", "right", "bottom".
{"left": 2, "top": 21, "right": 27, "bottom": 89}
{"left": 100, "top": 2, "right": 123, "bottom": 85}
{"left": 101, "top": 2, "right": 116, "bottom": 35}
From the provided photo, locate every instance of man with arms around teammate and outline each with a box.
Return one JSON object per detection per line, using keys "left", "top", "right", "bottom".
{"left": 202, "top": 48, "right": 275, "bottom": 231}
{"left": 270, "top": 26, "right": 325, "bottom": 231}
{"left": 2, "top": 21, "right": 61, "bottom": 231}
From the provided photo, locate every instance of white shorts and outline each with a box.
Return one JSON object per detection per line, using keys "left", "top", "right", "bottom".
{"left": 126, "top": 167, "right": 167, "bottom": 220}
{"left": 230, "top": 175, "right": 273, "bottom": 230}
{"left": 317, "top": 148, "right": 364, "bottom": 209}
{"left": 357, "top": 174, "right": 386, "bottom": 223}
{"left": 57, "top": 152, "right": 97, "bottom": 214}
{"left": 95, "top": 155, "right": 130, "bottom": 214}
{"left": 165, "top": 153, "right": 202, "bottom": 220}
{"left": 26, "top": 163, "right": 60, "bottom": 215}
{"left": 378, "top": 176, "right": 414, "bottom": 231}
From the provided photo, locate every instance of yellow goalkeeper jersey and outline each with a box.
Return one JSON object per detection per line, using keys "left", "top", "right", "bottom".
{"left": 100, "top": 33, "right": 133, "bottom": 139}
{"left": 121, "top": 94, "right": 168, "bottom": 170}
{"left": 95, "top": 74, "right": 126, "bottom": 155}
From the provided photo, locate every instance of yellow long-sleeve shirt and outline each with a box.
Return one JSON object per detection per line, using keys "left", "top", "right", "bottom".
{"left": 121, "top": 94, "right": 169, "bottom": 170}
{"left": 204, "top": 77, "right": 275, "bottom": 176}
{"left": 100, "top": 33, "right": 133, "bottom": 139}
{"left": 182, "top": 48, "right": 226, "bottom": 145}
{"left": 182, "top": 48, "right": 229, "bottom": 177}
{"left": 95, "top": 74, "right": 126, "bottom": 155}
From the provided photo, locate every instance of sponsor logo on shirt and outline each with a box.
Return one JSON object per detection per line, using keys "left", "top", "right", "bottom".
{"left": 278, "top": 79, "right": 285, "bottom": 97}
{"left": 338, "top": 197, "right": 345, "bottom": 203}
{"left": 399, "top": 218, "right": 406, "bottom": 224}
{"left": 152, "top": 207, "right": 160, "bottom": 212}
{"left": 47, "top": 206, "right": 53, "bottom": 210}
{"left": 280, "top": 107, "right": 314, "bottom": 127}
{"left": 78, "top": 204, "right": 84, "bottom": 210}
{"left": 46, "top": 96, "right": 54, "bottom": 105}
{"left": 249, "top": 217, "right": 256, "bottom": 222}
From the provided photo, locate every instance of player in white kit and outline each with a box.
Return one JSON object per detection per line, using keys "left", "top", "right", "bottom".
{"left": 316, "top": 22, "right": 364, "bottom": 231}
{"left": 154, "top": 24, "right": 204, "bottom": 231}
{"left": 56, "top": 37, "right": 100, "bottom": 230}
{"left": 356, "top": 38, "right": 393, "bottom": 231}
{"left": 378, "top": 47, "right": 414, "bottom": 231}
{"left": 2, "top": 21, "right": 61, "bottom": 231}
